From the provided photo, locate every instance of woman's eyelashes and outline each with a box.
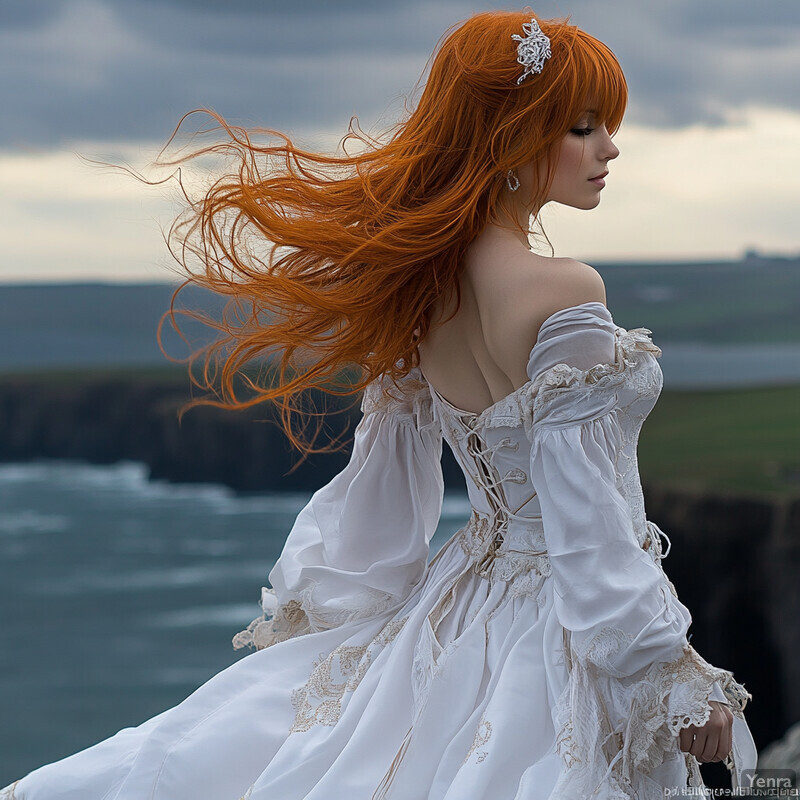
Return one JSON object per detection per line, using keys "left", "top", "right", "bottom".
{"left": 570, "top": 126, "right": 594, "bottom": 137}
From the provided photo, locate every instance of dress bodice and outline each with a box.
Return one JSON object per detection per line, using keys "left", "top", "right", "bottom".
{"left": 428, "top": 322, "right": 663, "bottom": 534}
{"left": 423, "top": 308, "right": 668, "bottom": 598}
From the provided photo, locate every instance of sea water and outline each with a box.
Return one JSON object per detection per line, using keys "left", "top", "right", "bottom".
{"left": 0, "top": 460, "right": 469, "bottom": 783}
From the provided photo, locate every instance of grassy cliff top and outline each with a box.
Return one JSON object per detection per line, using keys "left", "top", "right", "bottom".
{"left": 639, "top": 382, "right": 800, "bottom": 499}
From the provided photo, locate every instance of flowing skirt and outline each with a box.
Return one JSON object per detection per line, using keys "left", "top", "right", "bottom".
{"left": 3, "top": 528, "right": 698, "bottom": 800}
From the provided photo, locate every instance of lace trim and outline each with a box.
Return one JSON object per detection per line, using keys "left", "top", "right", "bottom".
{"left": 458, "top": 511, "right": 552, "bottom": 603}
{"left": 462, "top": 714, "right": 493, "bottom": 765}
{"left": 289, "top": 615, "right": 408, "bottom": 734}
{"left": 428, "top": 325, "right": 661, "bottom": 437}
{"left": 551, "top": 634, "right": 753, "bottom": 799}
{"left": 232, "top": 582, "right": 403, "bottom": 651}
{"left": 232, "top": 588, "right": 312, "bottom": 650}
{"left": 360, "top": 365, "right": 435, "bottom": 431}
{"left": 0, "top": 781, "right": 19, "bottom": 800}
{"left": 612, "top": 336, "right": 664, "bottom": 540}
{"left": 522, "top": 327, "right": 661, "bottom": 436}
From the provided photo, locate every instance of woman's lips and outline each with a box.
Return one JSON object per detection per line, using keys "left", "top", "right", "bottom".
{"left": 589, "top": 171, "right": 608, "bottom": 187}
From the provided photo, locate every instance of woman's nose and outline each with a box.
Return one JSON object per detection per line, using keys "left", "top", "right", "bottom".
{"left": 601, "top": 126, "right": 620, "bottom": 160}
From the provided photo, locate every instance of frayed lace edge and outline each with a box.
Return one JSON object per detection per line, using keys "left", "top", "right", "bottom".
{"left": 549, "top": 641, "right": 752, "bottom": 799}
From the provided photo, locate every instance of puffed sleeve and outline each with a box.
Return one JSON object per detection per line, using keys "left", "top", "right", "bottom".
{"left": 524, "top": 303, "right": 756, "bottom": 798}
{"left": 232, "top": 365, "right": 444, "bottom": 651}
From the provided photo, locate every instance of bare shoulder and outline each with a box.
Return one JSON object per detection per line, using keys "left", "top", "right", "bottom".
{"left": 539, "top": 256, "right": 604, "bottom": 316}
{"left": 487, "top": 252, "right": 607, "bottom": 345}
{"left": 463, "top": 250, "right": 608, "bottom": 381}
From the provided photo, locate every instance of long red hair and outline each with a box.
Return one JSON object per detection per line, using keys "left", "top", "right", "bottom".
{"left": 154, "top": 9, "right": 627, "bottom": 463}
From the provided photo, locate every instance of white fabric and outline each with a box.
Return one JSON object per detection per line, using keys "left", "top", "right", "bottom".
{"left": 3, "top": 301, "right": 757, "bottom": 800}
{"left": 232, "top": 375, "right": 445, "bottom": 647}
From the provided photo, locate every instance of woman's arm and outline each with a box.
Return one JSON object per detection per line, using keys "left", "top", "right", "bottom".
{"left": 521, "top": 303, "right": 755, "bottom": 796}
{"left": 233, "top": 366, "right": 444, "bottom": 650}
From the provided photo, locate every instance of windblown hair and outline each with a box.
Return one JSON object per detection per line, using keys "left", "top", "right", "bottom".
{"left": 154, "top": 9, "right": 627, "bottom": 464}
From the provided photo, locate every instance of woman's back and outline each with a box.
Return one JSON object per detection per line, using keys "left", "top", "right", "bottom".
{"left": 417, "top": 226, "right": 608, "bottom": 414}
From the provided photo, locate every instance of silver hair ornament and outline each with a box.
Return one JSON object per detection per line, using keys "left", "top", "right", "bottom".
{"left": 512, "top": 18, "right": 552, "bottom": 84}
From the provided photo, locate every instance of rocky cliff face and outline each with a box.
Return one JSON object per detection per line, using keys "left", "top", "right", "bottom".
{"left": 0, "top": 371, "right": 360, "bottom": 492}
{"left": 640, "top": 483, "right": 796, "bottom": 779}
{"left": 0, "top": 372, "right": 795, "bottom": 768}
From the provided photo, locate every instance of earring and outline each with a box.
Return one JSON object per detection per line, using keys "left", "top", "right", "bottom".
{"left": 506, "top": 169, "right": 520, "bottom": 192}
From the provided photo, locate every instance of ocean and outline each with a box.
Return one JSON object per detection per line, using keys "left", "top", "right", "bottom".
{"left": 0, "top": 460, "right": 470, "bottom": 784}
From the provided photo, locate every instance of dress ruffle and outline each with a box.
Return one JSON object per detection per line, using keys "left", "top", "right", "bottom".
{"left": 232, "top": 587, "right": 312, "bottom": 651}
{"left": 0, "top": 782, "right": 19, "bottom": 800}
{"left": 550, "top": 634, "right": 752, "bottom": 800}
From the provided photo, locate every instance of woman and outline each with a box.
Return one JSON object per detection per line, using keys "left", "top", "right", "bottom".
{"left": 2, "top": 10, "right": 757, "bottom": 800}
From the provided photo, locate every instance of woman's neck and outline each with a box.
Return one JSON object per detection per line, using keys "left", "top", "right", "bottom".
{"left": 479, "top": 218, "right": 533, "bottom": 251}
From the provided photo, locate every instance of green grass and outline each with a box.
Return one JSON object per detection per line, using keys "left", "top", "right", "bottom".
{"left": 639, "top": 383, "right": 800, "bottom": 499}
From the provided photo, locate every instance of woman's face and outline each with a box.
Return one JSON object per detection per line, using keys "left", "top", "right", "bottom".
{"left": 513, "top": 112, "right": 620, "bottom": 213}
{"left": 543, "top": 113, "right": 620, "bottom": 210}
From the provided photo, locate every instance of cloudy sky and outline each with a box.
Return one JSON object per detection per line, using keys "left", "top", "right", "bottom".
{"left": 2, "top": 0, "right": 799, "bottom": 283}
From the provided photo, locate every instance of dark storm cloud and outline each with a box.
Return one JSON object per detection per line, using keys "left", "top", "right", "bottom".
{"left": 2, "top": 0, "right": 799, "bottom": 149}
{"left": 573, "top": 0, "right": 800, "bottom": 126}
{"left": 0, "top": 0, "right": 453, "bottom": 149}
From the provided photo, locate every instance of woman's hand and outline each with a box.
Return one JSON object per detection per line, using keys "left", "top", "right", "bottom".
{"left": 678, "top": 700, "right": 734, "bottom": 762}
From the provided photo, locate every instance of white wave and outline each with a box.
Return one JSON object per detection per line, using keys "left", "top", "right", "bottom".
{"left": 0, "top": 459, "right": 311, "bottom": 515}
{"left": 146, "top": 603, "right": 260, "bottom": 629}
{"left": 37, "top": 561, "right": 273, "bottom": 595}
{"left": 440, "top": 493, "right": 472, "bottom": 517}
{"left": 0, "top": 510, "right": 70, "bottom": 535}
{"left": 0, "top": 462, "right": 60, "bottom": 483}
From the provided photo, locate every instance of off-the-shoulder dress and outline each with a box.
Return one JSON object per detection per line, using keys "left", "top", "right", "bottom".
{"left": 2, "top": 301, "right": 757, "bottom": 800}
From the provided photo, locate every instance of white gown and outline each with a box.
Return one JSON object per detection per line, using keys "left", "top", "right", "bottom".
{"left": 2, "top": 301, "right": 758, "bottom": 800}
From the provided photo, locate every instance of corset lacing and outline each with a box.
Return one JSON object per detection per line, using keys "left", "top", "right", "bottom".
{"left": 455, "top": 426, "right": 543, "bottom": 580}
{"left": 451, "top": 421, "right": 672, "bottom": 592}
{"left": 641, "top": 519, "right": 672, "bottom": 564}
